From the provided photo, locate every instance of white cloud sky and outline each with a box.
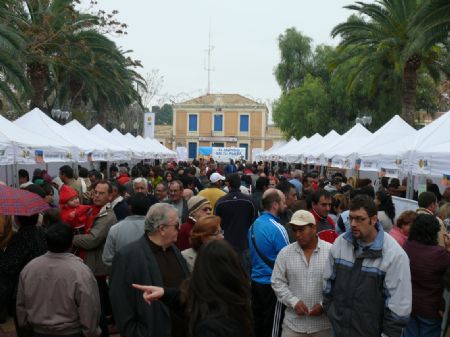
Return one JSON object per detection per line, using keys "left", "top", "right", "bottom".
{"left": 79, "top": 0, "right": 367, "bottom": 106}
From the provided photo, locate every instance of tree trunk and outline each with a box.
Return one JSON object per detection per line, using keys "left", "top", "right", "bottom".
{"left": 401, "top": 57, "right": 421, "bottom": 127}
{"left": 27, "top": 63, "right": 49, "bottom": 113}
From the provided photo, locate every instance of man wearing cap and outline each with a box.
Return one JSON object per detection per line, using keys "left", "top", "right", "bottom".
{"left": 198, "top": 172, "right": 226, "bottom": 209}
{"left": 176, "top": 196, "right": 212, "bottom": 250}
{"left": 248, "top": 188, "right": 289, "bottom": 337}
{"left": 272, "top": 210, "right": 332, "bottom": 337}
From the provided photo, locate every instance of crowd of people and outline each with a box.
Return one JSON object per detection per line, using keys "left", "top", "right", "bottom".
{"left": 1, "top": 157, "right": 450, "bottom": 337}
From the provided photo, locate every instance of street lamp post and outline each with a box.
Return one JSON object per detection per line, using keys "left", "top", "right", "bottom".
{"left": 355, "top": 115, "right": 372, "bottom": 127}
{"left": 51, "top": 108, "right": 71, "bottom": 124}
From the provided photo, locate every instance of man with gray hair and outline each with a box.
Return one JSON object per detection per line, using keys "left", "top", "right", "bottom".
{"left": 289, "top": 169, "right": 303, "bottom": 199}
{"left": 133, "top": 177, "right": 158, "bottom": 205}
{"left": 110, "top": 203, "right": 189, "bottom": 337}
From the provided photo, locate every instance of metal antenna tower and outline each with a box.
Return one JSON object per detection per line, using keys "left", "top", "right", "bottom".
{"left": 204, "top": 23, "right": 214, "bottom": 94}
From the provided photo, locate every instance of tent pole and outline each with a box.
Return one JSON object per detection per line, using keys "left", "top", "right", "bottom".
{"left": 406, "top": 172, "right": 414, "bottom": 200}
{"left": 5, "top": 164, "right": 9, "bottom": 186}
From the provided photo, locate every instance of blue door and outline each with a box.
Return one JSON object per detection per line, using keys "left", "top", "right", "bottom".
{"left": 188, "top": 142, "right": 197, "bottom": 159}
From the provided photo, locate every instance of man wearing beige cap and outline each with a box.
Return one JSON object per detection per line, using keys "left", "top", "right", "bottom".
{"left": 272, "top": 210, "right": 332, "bottom": 337}
{"left": 198, "top": 172, "right": 226, "bottom": 209}
{"left": 176, "top": 196, "right": 212, "bottom": 250}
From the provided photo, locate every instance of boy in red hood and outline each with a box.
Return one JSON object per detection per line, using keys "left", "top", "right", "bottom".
{"left": 59, "top": 185, "right": 92, "bottom": 234}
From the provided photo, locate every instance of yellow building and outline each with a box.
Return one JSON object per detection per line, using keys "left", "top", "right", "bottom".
{"left": 172, "top": 94, "right": 283, "bottom": 160}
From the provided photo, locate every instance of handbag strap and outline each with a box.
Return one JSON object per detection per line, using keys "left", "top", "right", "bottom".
{"left": 251, "top": 223, "right": 274, "bottom": 269}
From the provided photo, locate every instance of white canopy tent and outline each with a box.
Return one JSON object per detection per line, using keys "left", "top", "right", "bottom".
{"left": 110, "top": 130, "right": 148, "bottom": 159}
{"left": 276, "top": 137, "right": 308, "bottom": 162}
{"left": 0, "top": 114, "right": 70, "bottom": 165}
{"left": 14, "top": 108, "right": 83, "bottom": 162}
{"left": 122, "top": 132, "right": 155, "bottom": 159}
{"left": 90, "top": 124, "right": 139, "bottom": 159}
{"left": 357, "top": 115, "right": 416, "bottom": 171}
{"left": 264, "top": 138, "right": 299, "bottom": 161}
{"left": 256, "top": 141, "right": 287, "bottom": 161}
{"left": 321, "top": 123, "right": 372, "bottom": 168}
{"left": 284, "top": 133, "right": 323, "bottom": 163}
{"left": 405, "top": 111, "right": 450, "bottom": 176}
{"left": 138, "top": 136, "right": 177, "bottom": 159}
{"left": 65, "top": 120, "right": 131, "bottom": 161}
{"left": 300, "top": 130, "right": 341, "bottom": 165}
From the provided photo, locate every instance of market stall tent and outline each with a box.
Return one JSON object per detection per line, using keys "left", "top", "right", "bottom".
{"left": 0, "top": 114, "right": 70, "bottom": 164}
{"left": 64, "top": 120, "right": 131, "bottom": 161}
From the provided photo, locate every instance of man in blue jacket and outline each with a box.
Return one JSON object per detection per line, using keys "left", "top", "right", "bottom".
{"left": 248, "top": 188, "right": 290, "bottom": 337}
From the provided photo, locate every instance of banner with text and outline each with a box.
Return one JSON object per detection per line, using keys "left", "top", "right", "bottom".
{"left": 143, "top": 112, "right": 155, "bottom": 139}
{"left": 212, "top": 147, "right": 246, "bottom": 162}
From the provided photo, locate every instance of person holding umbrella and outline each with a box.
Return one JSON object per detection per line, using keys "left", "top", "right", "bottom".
{"left": 0, "top": 184, "right": 50, "bottom": 337}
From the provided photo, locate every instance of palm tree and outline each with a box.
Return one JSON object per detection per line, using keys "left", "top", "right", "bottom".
{"left": 331, "top": 0, "right": 450, "bottom": 126}
{"left": 8, "top": 0, "right": 143, "bottom": 117}
{"left": 0, "top": 1, "right": 29, "bottom": 112}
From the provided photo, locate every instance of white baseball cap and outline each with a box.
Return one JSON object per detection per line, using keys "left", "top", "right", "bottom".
{"left": 289, "top": 210, "right": 316, "bottom": 227}
{"left": 210, "top": 172, "right": 225, "bottom": 184}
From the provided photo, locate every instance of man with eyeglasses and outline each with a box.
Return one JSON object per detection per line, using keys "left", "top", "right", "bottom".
{"left": 272, "top": 210, "right": 331, "bottom": 337}
{"left": 323, "top": 195, "right": 411, "bottom": 337}
{"left": 110, "top": 203, "right": 189, "bottom": 337}
{"left": 165, "top": 180, "right": 189, "bottom": 223}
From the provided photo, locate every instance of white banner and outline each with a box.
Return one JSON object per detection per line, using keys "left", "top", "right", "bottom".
{"left": 252, "top": 148, "right": 263, "bottom": 162}
{"left": 176, "top": 147, "right": 188, "bottom": 161}
{"left": 212, "top": 147, "right": 246, "bottom": 162}
{"left": 143, "top": 112, "right": 155, "bottom": 139}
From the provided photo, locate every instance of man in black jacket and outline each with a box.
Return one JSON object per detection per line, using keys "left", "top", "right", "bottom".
{"left": 110, "top": 203, "right": 189, "bottom": 337}
{"left": 215, "top": 173, "right": 259, "bottom": 271}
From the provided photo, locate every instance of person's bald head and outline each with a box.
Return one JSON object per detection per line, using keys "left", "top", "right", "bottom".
{"left": 262, "top": 188, "right": 286, "bottom": 215}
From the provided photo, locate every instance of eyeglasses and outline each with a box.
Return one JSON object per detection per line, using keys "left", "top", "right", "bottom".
{"left": 164, "top": 223, "right": 180, "bottom": 230}
{"left": 348, "top": 215, "right": 369, "bottom": 223}
{"left": 211, "top": 229, "right": 224, "bottom": 236}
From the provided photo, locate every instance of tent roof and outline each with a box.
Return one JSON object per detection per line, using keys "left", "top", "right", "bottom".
{"left": 14, "top": 108, "right": 77, "bottom": 148}
{"left": 0, "top": 114, "right": 65, "bottom": 149}
{"left": 322, "top": 123, "right": 371, "bottom": 158}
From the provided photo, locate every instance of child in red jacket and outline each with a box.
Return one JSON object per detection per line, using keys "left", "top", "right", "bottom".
{"left": 59, "top": 185, "right": 92, "bottom": 234}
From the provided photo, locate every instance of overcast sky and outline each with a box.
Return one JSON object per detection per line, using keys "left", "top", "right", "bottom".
{"left": 79, "top": 0, "right": 363, "bottom": 106}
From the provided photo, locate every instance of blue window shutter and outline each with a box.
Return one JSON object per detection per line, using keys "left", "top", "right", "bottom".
{"left": 214, "top": 115, "right": 223, "bottom": 131}
{"left": 240, "top": 115, "right": 249, "bottom": 132}
{"left": 189, "top": 115, "right": 197, "bottom": 131}
{"left": 188, "top": 142, "right": 197, "bottom": 159}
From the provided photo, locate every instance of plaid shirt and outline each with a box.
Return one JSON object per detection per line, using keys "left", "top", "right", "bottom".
{"left": 271, "top": 237, "right": 331, "bottom": 333}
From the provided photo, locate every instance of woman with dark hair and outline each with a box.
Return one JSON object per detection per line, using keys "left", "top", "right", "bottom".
{"left": 375, "top": 190, "right": 395, "bottom": 232}
{"left": 164, "top": 171, "right": 175, "bottom": 185}
{"left": 403, "top": 214, "right": 450, "bottom": 337}
{"left": 133, "top": 240, "right": 253, "bottom": 337}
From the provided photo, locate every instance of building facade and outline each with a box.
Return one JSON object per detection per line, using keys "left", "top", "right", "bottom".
{"left": 172, "top": 94, "right": 283, "bottom": 161}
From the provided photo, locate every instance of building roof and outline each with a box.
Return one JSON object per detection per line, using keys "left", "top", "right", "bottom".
{"left": 176, "top": 94, "right": 266, "bottom": 107}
